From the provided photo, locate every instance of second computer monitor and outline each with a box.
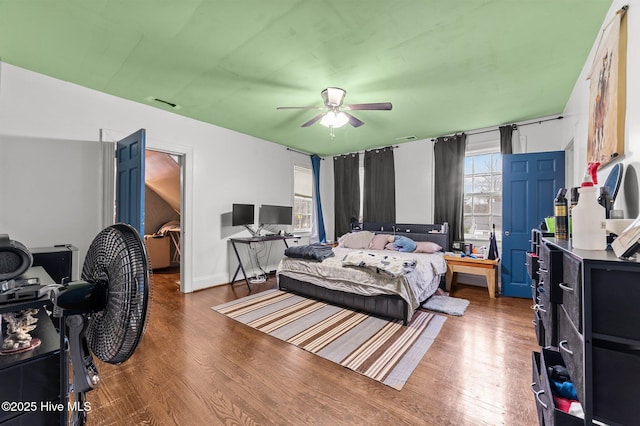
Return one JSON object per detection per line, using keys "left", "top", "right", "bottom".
{"left": 259, "top": 205, "right": 292, "bottom": 226}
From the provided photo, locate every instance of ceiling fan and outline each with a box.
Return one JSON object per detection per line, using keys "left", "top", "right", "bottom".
{"left": 277, "top": 87, "right": 392, "bottom": 130}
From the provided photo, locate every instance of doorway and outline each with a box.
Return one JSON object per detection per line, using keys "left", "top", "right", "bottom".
{"left": 145, "top": 149, "right": 184, "bottom": 290}
{"left": 101, "top": 129, "right": 193, "bottom": 293}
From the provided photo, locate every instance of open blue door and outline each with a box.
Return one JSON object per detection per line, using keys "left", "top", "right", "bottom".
{"left": 116, "top": 129, "right": 146, "bottom": 236}
{"left": 502, "top": 151, "right": 564, "bottom": 297}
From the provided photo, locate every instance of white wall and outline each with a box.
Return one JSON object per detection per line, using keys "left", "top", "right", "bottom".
{"left": 0, "top": 136, "right": 102, "bottom": 258}
{"left": 0, "top": 63, "right": 305, "bottom": 291}
{"left": 561, "top": 0, "right": 639, "bottom": 219}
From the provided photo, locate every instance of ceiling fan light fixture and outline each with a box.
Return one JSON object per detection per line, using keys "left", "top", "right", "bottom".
{"left": 320, "top": 111, "right": 348, "bottom": 128}
{"left": 322, "top": 87, "right": 346, "bottom": 107}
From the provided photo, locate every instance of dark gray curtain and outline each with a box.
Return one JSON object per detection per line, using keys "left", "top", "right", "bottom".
{"left": 363, "top": 147, "right": 396, "bottom": 223}
{"left": 333, "top": 153, "right": 360, "bottom": 240}
{"left": 499, "top": 124, "right": 515, "bottom": 154}
{"left": 434, "top": 134, "right": 466, "bottom": 247}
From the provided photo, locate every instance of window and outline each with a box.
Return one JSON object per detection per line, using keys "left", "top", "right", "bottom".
{"left": 293, "top": 165, "right": 313, "bottom": 232}
{"left": 463, "top": 152, "right": 502, "bottom": 240}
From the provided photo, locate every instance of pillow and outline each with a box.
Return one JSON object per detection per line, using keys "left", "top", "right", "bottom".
{"left": 414, "top": 241, "right": 443, "bottom": 253}
{"left": 369, "top": 234, "right": 390, "bottom": 250}
{"left": 338, "top": 231, "right": 375, "bottom": 249}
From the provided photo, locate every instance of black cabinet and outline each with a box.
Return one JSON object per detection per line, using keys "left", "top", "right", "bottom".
{"left": 529, "top": 231, "right": 640, "bottom": 425}
{"left": 0, "top": 269, "right": 66, "bottom": 425}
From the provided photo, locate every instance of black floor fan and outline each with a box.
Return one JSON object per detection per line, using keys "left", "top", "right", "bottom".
{"left": 50, "top": 224, "right": 152, "bottom": 425}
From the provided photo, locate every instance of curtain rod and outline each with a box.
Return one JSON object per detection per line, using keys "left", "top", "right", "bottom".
{"left": 430, "top": 115, "right": 563, "bottom": 141}
{"left": 333, "top": 145, "right": 399, "bottom": 158}
{"left": 286, "top": 147, "right": 325, "bottom": 159}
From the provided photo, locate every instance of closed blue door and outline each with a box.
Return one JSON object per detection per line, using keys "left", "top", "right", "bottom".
{"left": 116, "top": 129, "right": 146, "bottom": 236}
{"left": 502, "top": 151, "right": 564, "bottom": 297}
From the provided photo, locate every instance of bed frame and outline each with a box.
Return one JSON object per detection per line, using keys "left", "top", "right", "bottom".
{"left": 278, "top": 222, "right": 449, "bottom": 324}
{"left": 351, "top": 222, "right": 449, "bottom": 251}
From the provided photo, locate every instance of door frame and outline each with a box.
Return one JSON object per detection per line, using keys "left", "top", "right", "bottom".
{"left": 101, "top": 129, "right": 194, "bottom": 293}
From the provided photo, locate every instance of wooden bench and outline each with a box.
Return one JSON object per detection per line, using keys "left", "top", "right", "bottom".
{"left": 443, "top": 255, "right": 500, "bottom": 298}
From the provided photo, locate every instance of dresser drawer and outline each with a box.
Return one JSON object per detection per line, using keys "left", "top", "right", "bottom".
{"left": 560, "top": 254, "right": 582, "bottom": 332}
{"left": 538, "top": 255, "right": 550, "bottom": 298}
{"left": 526, "top": 252, "right": 539, "bottom": 281}
{"left": 530, "top": 275, "right": 540, "bottom": 301}
{"left": 540, "top": 244, "right": 564, "bottom": 304}
{"left": 557, "top": 309, "right": 584, "bottom": 406}
{"left": 537, "top": 291, "right": 557, "bottom": 347}
{"left": 533, "top": 309, "right": 545, "bottom": 347}
{"left": 530, "top": 352, "right": 546, "bottom": 426}
{"left": 533, "top": 350, "right": 584, "bottom": 426}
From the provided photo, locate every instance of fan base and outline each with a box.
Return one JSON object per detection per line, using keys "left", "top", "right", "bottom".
{"left": 0, "top": 338, "right": 41, "bottom": 355}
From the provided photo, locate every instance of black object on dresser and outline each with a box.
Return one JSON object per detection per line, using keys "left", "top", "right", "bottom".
{"left": 529, "top": 229, "right": 640, "bottom": 425}
{"left": 31, "top": 244, "right": 79, "bottom": 284}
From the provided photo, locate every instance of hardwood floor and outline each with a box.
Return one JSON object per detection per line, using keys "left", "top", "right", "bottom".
{"left": 86, "top": 269, "right": 540, "bottom": 425}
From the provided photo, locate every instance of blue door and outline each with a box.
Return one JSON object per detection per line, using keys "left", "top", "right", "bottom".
{"left": 116, "top": 129, "right": 146, "bottom": 236}
{"left": 502, "top": 151, "right": 564, "bottom": 297}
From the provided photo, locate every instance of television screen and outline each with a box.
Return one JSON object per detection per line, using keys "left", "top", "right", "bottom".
{"left": 259, "top": 205, "right": 293, "bottom": 225}
{"left": 232, "top": 204, "right": 254, "bottom": 226}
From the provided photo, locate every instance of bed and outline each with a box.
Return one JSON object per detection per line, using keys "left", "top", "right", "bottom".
{"left": 276, "top": 223, "right": 449, "bottom": 324}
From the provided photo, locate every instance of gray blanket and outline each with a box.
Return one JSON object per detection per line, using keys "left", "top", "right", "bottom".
{"left": 285, "top": 243, "right": 335, "bottom": 261}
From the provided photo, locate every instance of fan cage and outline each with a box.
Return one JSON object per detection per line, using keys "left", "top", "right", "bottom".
{"left": 83, "top": 224, "right": 152, "bottom": 364}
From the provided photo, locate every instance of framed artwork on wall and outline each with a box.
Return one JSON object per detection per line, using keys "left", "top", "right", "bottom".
{"left": 587, "top": 7, "right": 627, "bottom": 167}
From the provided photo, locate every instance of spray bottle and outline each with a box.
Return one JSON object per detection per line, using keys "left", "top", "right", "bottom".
{"left": 554, "top": 188, "right": 569, "bottom": 240}
{"left": 571, "top": 162, "right": 607, "bottom": 250}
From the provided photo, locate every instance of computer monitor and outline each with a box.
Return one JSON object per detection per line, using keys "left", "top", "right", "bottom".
{"left": 259, "top": 205, "right": 293, "bottom": 225}
{"left": 232, "top": 204, "right": 254, "bottom": 226}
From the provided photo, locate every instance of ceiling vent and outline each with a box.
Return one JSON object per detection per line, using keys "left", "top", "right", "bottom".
{"left": 145, "top": 96, "right": 181, "bottom": 110}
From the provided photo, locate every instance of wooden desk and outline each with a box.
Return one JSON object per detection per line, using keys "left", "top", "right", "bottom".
{"left": 443, "top": 255, "right": 499, "bottom": 298}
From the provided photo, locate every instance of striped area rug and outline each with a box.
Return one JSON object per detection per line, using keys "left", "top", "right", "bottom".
{"left": 212, "top": 289, "right": 446, "bottom": 390}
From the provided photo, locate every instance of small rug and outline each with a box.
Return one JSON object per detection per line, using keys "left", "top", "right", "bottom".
{"left": 213, "top": 289, "right": 446, "bottom": 390}
{"left": 421, "top": 295, "right": 470, "bottom": 316}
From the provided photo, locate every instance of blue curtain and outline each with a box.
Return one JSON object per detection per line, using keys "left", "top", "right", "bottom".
{"left": 311, "top": 154, "right": 326, "bottom": 243}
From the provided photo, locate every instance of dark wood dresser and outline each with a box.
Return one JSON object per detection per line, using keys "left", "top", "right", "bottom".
{"left": 0, "top": 268, "right": 66, "bottom": 425}
{"left": 529, "top": 230, "right": 640, "bottom": 425}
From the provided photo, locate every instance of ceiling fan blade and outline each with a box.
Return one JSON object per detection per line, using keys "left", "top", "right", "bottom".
{"left": 301, "top": 113, "right": 325, "bottom": 127}
{"left": 346, "top": 102, "right": 393, "bottom": 111}
{"left": 277, "top": 106, "right": 324, "bottom": 110}
{"left": 344, "top": 112, "right": 365, "bottom": 128}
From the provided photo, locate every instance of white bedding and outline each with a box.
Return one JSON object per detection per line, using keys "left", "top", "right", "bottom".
{"left": 276, "top": 247, "right": 447, "bottom": 315}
